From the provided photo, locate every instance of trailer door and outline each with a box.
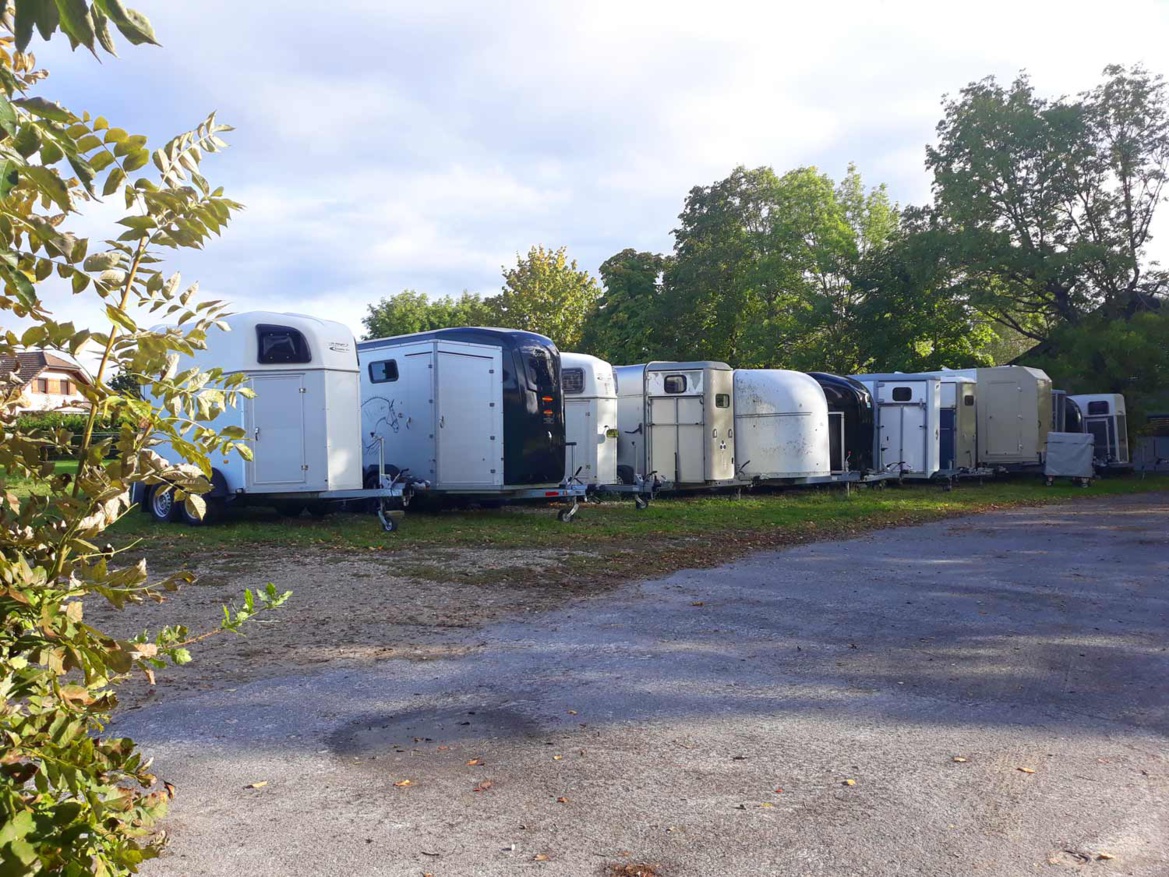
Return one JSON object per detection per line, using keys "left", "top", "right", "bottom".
{"left": 878, "top": 383, "right": 928, "bottom": 476}
{"left": 436, "top": 349, "right": 501, "bottom": 488}
{"left": 649, "top": 394, "right": 705, "bottom": 484}
{"left": 246, "top": 373, "right": 308, "bottom": 488}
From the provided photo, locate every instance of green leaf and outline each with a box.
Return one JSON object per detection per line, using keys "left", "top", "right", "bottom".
{"left": 0, "top": 160, "right": 18, "bottom": 198}
{"left": 67, "top": 153, "right": 97, "bottom": 197}
{"left": 35, "top": 0, "right": 61, "bottom": 40}
{"left": 55, "top": 0, "right": 97, "bottom": 52}
{"left": 14, "top": 97, "right": 75, "bottom": 124}
{"left": 89, "top": 151, "right": 115, "bottom": 172}
{"left": 0, "top": 262, "right": 37, "bottom": 308}
{"left": 102, "top": 166, "right": 125, "bottom": 197}
{"left": 121, "top": 149, "right": 149, "bottom": 173}
{"left": 92, "top": 4, "right": 118, "bottom": 55}
{"left": 13, "top": 0, "right": 40, "bottom": 50}
{"left": 97, "top": 0, "right": 159, "bottom": 46}
{"left": 23, "top": 165, "right": 73, "bottom": 212}
{"left": 0, "top": 93, "right": 17, "bottom": 137}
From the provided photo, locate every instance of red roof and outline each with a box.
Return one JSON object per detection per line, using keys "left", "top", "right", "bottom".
{"left": 0, "top": 351, "right": 90, "bottom": 387}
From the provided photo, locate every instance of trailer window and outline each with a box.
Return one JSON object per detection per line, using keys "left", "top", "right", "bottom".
{"left": 1087, "top": 401, "right": 1110, "bottom": 415}
{"left": 562, "top": 368, "right": 585, "bottom": 395}
{"left": 256, "top": 325, "right": 311, "bottom": 364}
{"left": 368, "top": 359, "right": 399, "bottom": 383}
{"left": 715, "top": 393, "right": 730, "bottom": 408}
{"left": 892, "top": 386, "right": 913, "bottom": 402}
{"left": 524, "top": 347, "right": 556, "bottom": 392}
{"left": 963, "top": 394, "right": 974, "bottom": 406}
{"left": 664, "top": 375, "right": 687, "bottom": 394}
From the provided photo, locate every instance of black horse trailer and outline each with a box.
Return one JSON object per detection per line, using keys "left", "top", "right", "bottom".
{"left": 806, "top": 372, "right": 875, "bottom": 474}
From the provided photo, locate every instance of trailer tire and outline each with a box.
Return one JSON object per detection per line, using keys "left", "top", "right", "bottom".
{"left": 557, "top": 508, "right": 576, "bottom": 523}
{"left": 634, "top": 495, "right": 649, "bottom": 510}
{"left": 148, "top": 485, "right": 180, "bottom": 523}
{"left": 181, "top": 497, "right": 223, "bottom": 526}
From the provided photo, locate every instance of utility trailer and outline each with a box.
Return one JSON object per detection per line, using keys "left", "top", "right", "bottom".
{"left": 615, "top": 361, "right": 736, "bottom": 493}
{"left": 974, "top": 366, "right": 1052, "bottom": 470}
{"left": 806, "top": 372, "right": 875, "bottom": 475}
{"left": 1069, "top": 393, "right": 1130, "bottom": 470}
{"left": 1044, "top": 432, "right": 1095, "bottom": 486}
{"left": 138, "top": 311, "right": 418, "bottom": 531}
{"left": 853, "top": 376, "right": 942, "bottom": 479}
{"left": 733, "top": 369, "right": 832, "bottom": 485}
{"left": 359, "top": 327, "right": 586, "bottom": 521}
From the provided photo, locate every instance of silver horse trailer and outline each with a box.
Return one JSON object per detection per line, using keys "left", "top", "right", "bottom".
{"left": 733, "top": 369, "right": 831, "bottom": 483}
{"left": 138, "top": 311, "right": 415, "bottom": 530}
{"left": 1069, "top": 393, "right": 1130, "bottom": 468}
{"left": 359, "top": 328, "right": 585, "bottom": 520}
{"left": 975, "top": 366, "right": 1052, "bottom": 468}
{"left": 560, "top": 352, "right": 619, "bottom": 488}
{"left": 615, "top": 361, "right": 736, "bottom": 489}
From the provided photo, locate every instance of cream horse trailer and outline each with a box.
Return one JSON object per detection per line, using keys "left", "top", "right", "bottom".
{"left": 560, "top": 352, "right": 619, "bottom": 487}
{"left": 975, "top": 366, "right": 1052, "bottom": 468}
{"left": 733, "top": 369, "right": 831, "bottom": 483}
{"left": 615, "top": 361, "right": 735, "bottom": 489}
{"left": 139, "top": 311, "right": 412, "bottom": 529}
{"left": 1069, "top": 393, "right": 1129, "bottom": 467}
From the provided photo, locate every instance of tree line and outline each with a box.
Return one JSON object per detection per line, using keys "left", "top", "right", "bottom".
{"left": 365, "top": 64, "right": 1169, "bottom": 421}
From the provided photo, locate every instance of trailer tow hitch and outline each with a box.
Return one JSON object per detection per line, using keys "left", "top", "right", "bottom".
{"left": 557, "top": 497, "right": 580, "bottom": 523}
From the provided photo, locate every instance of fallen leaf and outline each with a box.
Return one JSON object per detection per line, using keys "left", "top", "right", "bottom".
{"left": 553, "top": 755, "right": 563, "bottom": 761}
{"left": 1017, "top": 767, "right": 1036, "bottom": 774}
{"left": 244, "top": 781, "right": 268, "bottom": 790}
{"left": 691, "top": 601, "right": 705, "bottom": 607}
{"left": 556, "top": 796, "right": 569, "bottom": 803}
{"left": 774, "top": 787, "right": 783, "bottom": 794}
{"left": 466, "top": 759, "right": 483, "bottom": 766}
{"left": 760, "top": 802, "right": 775, "bottom": 808}
{"left": 842, "top": 779, "right": 857, "bottom": 786}
{"left": 436, "top": 745, "right": 450, "bottom": 751}
{"left": 1097, "top": 853, "right": 1115, "bottom": 861}
{"left": 952, "top": 756, "right": 968, "bottom": 763}
{"left": 533, "top": 853, "right": 549, "bottom": 862}
{"left": 566, "top": 709, "right": 577, "bottom": 715}
{"left": 393, "top": 779, "right": 413, "bottom": 788}
{"left": 473, "top": 780, "right": 494, "bottom": 792}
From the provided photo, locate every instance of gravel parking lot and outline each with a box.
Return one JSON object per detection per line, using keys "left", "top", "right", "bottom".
{"left": 121, "top": 491, "right": 1169, "bottom": 877}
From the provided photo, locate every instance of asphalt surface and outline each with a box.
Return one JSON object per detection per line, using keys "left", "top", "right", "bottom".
{"left": 125, "top": 492, "right": 1169, "bottom": 877}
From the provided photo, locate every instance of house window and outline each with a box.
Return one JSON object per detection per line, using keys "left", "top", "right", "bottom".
{"left": 562, "top": 368, "right": 585, "bottom": 395}
{"left": 36, "top": 378, "right": 49, "bottom": 393}
{"left": 715, "top": 393, "right": 730, "bottom": 408}
{"left": 892, "top": 386, "right": 913, "bottom": 402}
{"left": 1087, "top": 401, "right": 1109, "bottom": 416}
{"left": 63, "top": 380, "right": 74, "bottom": 395}
{"left": 256, "top": 324, "right": 312, "bottom": 364}
{"left": 663, "top": 375, "right": 687, "bottom": 394}
{"left": 368, "top": 360, "right": 398, "bottom": 383}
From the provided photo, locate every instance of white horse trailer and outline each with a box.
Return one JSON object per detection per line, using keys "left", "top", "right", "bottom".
{"left": 560, "top": 352, "right": 618, "bottom": 488}
{"left": 1069, "top": 393, "right": 1129, "bottom": 467}
{"left": 138, "top": 311, "right": 414, "bottom": 530}
{"left": 358, "top": 328, "right": 585, "bottom": 519}
{"left": 615, "top": 361, "right": 736, "bottom": 489}
{"left": 733, "top": 369, "right": 831, "bottom": 483}
{"left": 854, "top": 377, "right": 942, "bottom": 479}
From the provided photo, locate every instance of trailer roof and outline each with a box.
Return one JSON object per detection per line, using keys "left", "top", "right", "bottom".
{"left": 643, "top": 360, "right": 732, "bottom": 372}
{"left": 358, "top": 327, "right": 558, "bottom": 351}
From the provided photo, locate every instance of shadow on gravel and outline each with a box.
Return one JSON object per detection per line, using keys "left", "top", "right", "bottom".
{"left": 122, "top": 496, "right": 1169, "bottom": 750}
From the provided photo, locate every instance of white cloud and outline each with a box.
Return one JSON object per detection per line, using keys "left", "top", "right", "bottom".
{"left": 13, "top": 0, "right": 1169, "bottom": 343}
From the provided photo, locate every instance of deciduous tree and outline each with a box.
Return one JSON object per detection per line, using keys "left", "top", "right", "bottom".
{"left": 487, "top": 245, "right": 600, "bottom": 349}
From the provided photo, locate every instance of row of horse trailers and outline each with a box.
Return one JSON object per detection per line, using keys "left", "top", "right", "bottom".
{"left": 140, "top": 311, "right": 1132, "bottom": 529}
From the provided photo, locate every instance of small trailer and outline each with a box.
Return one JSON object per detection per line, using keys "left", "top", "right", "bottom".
{"left": 733, "top": 369, "right": 831, "bottom": 484}
{"left": 1069, "top": 393, "right": 1130, "bottom": 469}
{"left": 560, "top": 352, "right": 619, "bottom": 489}
{"left": 358, "top": 327, "right": 585, "bottom": 520}
{"left": 139, "top": 311, "right": 416, "bottom": 531}
{"left": 615, "top": 361, "right": 736, "bottom": 490}
{"left": 853, "top": 376, "right": 942, "bottom": 479}
{"left": 1053, "top": 390, "right": 1085, "bottom": 433}
{"left": 1044, "top": 432, "right": 1095, "bottom": 486}
{"left": 806, "top": 372, "right": 876, "bottom": 474}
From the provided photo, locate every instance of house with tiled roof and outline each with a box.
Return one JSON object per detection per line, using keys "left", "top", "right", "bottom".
{"left": 0, "top": 351, "right": 92, "bottom": 413}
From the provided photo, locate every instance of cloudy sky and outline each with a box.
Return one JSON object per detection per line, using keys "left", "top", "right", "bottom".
{"left": 22, "top": 0, "right": 1169, "bottom": 344}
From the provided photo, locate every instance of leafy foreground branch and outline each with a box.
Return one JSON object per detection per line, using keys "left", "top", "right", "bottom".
{"left": 0, "top": 13, "right": 290, "bottom": 877}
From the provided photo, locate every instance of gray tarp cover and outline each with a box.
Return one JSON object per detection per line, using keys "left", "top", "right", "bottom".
{"left": 1045, "top": 432, "right": 1095, "bottom": 478}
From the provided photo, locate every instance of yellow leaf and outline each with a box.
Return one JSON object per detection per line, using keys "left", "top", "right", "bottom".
{"left": 244, "top": 781, "right": 267, "bottom": 789}
{"left": 533, "top": 854, "right": 549, "bottom": 862}
{"left": 952, "top": 756, "right": 968, "bottom": 763}
{"left": 1016, "top": 767, "right": 1035, "bottom": 774}
{"left": 842, "top": 779, "right": 857, "bottom": 786}
{"left": 393, "top": 779, "right": 413, "bottom": 787}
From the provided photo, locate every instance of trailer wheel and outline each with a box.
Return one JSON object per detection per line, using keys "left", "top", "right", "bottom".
{"left": 557, "top": 507, "right": 577, "bottom": 523}
{"left": 381, "top": 513, "right": 399, "bottom": 533}
{"left": 180, "top": 497, "right": 222, "bottom": 526}
{"left": 634, "top": 495, "right": 649, "bottom": 510}
{"left": 148, "top": 485, "right": 180, "bottom": 523}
